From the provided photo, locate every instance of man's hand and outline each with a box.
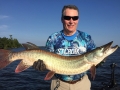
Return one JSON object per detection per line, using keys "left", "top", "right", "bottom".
{"left": 33, "top": 59, "right": 46, "bottom": 71}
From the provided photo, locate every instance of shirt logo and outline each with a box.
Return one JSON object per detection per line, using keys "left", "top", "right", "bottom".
{"left": 56, "top": 46, "right": 86, "bottom": 56}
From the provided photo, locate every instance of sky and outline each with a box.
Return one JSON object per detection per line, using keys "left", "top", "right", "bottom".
{"left": 0, "top": 0, "right": 120, "bottom": 46}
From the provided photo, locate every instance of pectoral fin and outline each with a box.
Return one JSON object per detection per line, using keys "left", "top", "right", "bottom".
{"left": 90, "top": 65, "right": 96, "bottom": 80}
{"left": 15, "top": 60, "right": 30, "bottom": 73}
{"left": 44, "top": 71, "right": 55, "bottom": 80}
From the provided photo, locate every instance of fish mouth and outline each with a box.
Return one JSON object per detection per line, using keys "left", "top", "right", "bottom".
{"left": 100, "top": 41, "right": 113, "bottom": 52}
{"left": 111, "top": 45, "right": 119, "bottom": 49}
{"left": 111, "top": 45, "right": 119, "bottom": 51}
{"left": 100, "top": 41, "right": 119, "bottom": 53}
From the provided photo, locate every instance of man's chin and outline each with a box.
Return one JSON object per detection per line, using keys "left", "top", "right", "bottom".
{"left": 67, "top": 29, "right": 76, "bottom": 32}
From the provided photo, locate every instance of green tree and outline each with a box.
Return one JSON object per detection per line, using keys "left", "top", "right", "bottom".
{"left": 9, "top": 35, "right": 13, "bottom": 40}
{"left": 0, "top": 35, "right": 22, "bottom": 49}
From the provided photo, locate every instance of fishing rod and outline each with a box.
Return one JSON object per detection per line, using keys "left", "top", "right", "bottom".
{"left": 100, "top": 63, "right": 120, "bottom": 90}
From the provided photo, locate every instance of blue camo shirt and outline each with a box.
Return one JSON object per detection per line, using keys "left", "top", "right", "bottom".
{"left": 45, "top": 30, "right": 96, "bottom": 81}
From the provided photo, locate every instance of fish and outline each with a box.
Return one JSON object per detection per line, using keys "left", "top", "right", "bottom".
{"left": 0, "top": 41, "right": 118, "bottom": 80}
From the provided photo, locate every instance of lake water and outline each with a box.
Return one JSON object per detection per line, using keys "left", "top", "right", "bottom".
{"left": 0, "top": 47, "right": 120, "bottom": 90}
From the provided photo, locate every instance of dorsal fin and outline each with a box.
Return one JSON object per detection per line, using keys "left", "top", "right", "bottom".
{"left": 27, "top": 42, "right": 39, "bottom": 48}
{"left": 22, "top": 42, "right": 40, "bottom": 50}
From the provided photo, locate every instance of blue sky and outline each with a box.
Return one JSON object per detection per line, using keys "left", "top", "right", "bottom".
{"left": 0, "top": 0, "right": 120, "bottom": 46}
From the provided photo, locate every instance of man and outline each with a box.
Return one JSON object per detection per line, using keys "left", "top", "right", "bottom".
{"left": 33, "top": 5, "right": 96, "bottom": 90}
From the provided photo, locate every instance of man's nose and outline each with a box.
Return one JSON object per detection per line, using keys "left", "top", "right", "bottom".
{"left": 69, "top": 18, "right": 74, "bottom": 23}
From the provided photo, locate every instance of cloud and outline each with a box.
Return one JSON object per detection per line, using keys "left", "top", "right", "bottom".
{"left": 0, "top": 15, "right": 9, "bottom": 19}
{"left": 0, "top": 25, "right": 8, "bottom": 30}
{"left": 0, "top": 25, "right": 13, "bottom": 37}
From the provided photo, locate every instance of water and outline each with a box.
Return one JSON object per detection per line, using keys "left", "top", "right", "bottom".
{"left": 0, "top": 47, "right": 120, "bottom": 90}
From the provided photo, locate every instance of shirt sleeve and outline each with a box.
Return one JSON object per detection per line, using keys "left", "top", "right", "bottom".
{"left": 45, "top": 36, "right": 55, "bottom": 52}
{"left": 82, "top": 32, "right": 96, "bottom": 52}
{"left": 86, "top": 35, "right": 96, "bottom": 52}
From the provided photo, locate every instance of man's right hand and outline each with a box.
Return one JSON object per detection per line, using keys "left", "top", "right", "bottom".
{"left": 33, "top": 59, "right": 46, "bottom": 71}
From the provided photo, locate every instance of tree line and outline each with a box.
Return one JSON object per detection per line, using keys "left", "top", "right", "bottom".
{"left": 0, "top": 35, "right": 22, "bottom": 49}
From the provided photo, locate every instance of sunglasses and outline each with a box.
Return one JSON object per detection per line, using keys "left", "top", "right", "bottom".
{"left": 63, "top": 16, "right": 79, "bottom": 21}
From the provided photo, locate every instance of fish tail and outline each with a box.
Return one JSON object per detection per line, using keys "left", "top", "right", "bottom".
{"left": 0, "top": 49, "right": 12, "bottom": 69}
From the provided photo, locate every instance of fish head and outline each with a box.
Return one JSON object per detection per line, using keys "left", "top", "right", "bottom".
{"left": 86, "top": 41, "right": 118, "bottom": 65}
{"left": 103, "top": 45, "right": 118, "bottom": 57}
{"left": 94, "top": 41, "right": 113, "bottom": 57}
{"left": 99, "top": 41, "right": 118, "bottom": 57}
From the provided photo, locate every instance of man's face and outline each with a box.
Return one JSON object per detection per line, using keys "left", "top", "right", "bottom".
{"left": 62, "top": 8, "right": 79, "bottom": 34}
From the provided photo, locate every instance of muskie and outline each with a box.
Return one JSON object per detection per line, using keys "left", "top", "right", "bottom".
{"left": 0, "top": 41, "right": 118, "bottom": 80}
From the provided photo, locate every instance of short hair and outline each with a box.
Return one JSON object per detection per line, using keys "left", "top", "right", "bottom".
{"left": 62, "top": 5, "right": 79, "bottom": 16}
